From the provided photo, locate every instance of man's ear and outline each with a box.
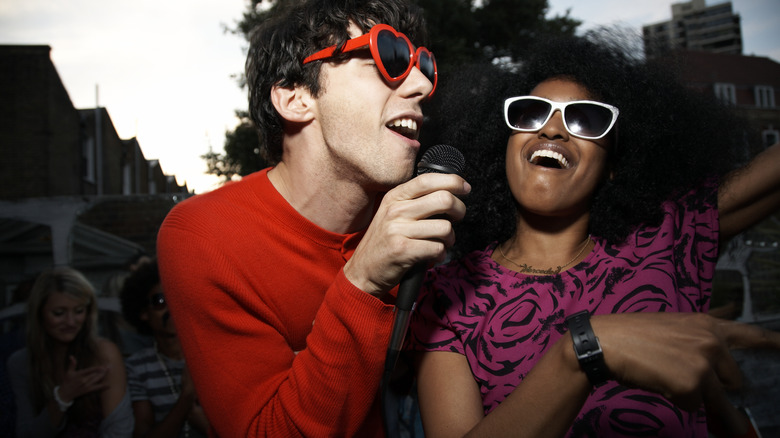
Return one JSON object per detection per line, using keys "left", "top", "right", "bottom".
{"left": 271, "top": 84, "right": 315, "bottom": 123}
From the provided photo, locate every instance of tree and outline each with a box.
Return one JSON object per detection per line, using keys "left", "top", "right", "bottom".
{"left": 419, "top": 0, "right": 580, "bottom": 67}
{"left": 203, "top": 1, "right": 278, "bottom": 183}
{"left": 204, "top": 0, "right": 581, "bottom": 183}
{"left": 201, "top": 110, "right": 268, "bottom": 181}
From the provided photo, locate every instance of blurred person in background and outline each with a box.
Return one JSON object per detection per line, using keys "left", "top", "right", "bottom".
{"left": 121, "top": 259, "right": 208, "bottom": 438}
{"left": 6, "top": 266, "right": 132, "bottom": 437}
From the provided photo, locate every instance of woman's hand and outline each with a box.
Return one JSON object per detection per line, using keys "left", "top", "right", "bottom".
{"left": 180, "top": 364, "right": 196, "bottom": 401}
{"left": 57, "top": 355, "right": 109, "bottom": 403}
{"left": 592, "top": 312, "right": 779, "bottom": 411}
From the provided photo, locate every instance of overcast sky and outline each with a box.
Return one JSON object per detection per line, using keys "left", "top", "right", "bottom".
{"left": 2, "top": 0, "right": 778, "bottom": 194}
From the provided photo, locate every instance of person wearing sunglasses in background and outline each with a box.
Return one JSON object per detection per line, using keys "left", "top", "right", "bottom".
{"left": 155, "top": 0, "right": 467, "bottom": 436}
{"left": 120, "top": 259, "right": 209, "bottom": 438}
{"left": 408, "top": 34, "right": 780, "bottom": 437}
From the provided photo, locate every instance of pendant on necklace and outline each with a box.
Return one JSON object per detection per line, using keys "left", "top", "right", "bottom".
{"left": 516, "top": 264, "right": 563, "bottom": 275}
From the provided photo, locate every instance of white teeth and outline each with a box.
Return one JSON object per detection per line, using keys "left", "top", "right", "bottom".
{"left": 530, "top": 149, "right": 569, "bottom": 168}
{"left": 388, "top": 118, "right": 418, "bottom": 132}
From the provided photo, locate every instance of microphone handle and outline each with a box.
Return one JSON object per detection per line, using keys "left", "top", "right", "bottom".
{"left": 382, "top": 144, "right": 464, "bottom": 436}
{"left": 384, "top": 262, "right": 426, "bottom": 373}
{"left": 395, "top": 262, "right": 426, "bottom": 311}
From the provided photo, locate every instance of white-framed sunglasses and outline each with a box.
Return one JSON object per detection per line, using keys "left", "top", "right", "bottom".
{"left": 504, "top": 96, "right": 619, "bottom": 140}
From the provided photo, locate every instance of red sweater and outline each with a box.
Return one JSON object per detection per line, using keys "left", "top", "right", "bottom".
{"left": 157, "top": 169, "right": 395, "bottom": 437}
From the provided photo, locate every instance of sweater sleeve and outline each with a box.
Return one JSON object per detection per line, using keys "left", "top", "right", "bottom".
{"left": 157, "top": 199, "right": 395, "bottom": 437}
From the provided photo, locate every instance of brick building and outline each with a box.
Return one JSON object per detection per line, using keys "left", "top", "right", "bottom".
{"left": 0, "top": 45, "right": 192, "bottom": 303}
{"left": 671, "top": 50, "right": 780, "bottom": 151}
{"left": 649, "top": 41, "right": 780, "bottom": 438}
{"left": 0, "top": 45, "right": 189, "bottom": 199}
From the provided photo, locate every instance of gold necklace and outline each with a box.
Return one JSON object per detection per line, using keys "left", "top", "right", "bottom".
{"left": 498, "top": 235, "right": 592, "bottom": 275}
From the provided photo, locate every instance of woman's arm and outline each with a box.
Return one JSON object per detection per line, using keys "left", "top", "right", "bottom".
{"left": 98, "top": 338, "right": 127, "bottom": 417}
{"left": 134, "top": 365, "right": 207, "bottom": 438}
{"left": 415, "top": 351, "right": 493, "bottom": 438}
{"left": 183, "top": 365, "right": 211, "bottom": 434}
{"left": 130, "top": 400, "right": 155, "bottom": 438}
{"left": 416, "top": 338, "right": 588, "bottom": 438}
{"left": 187, "top": 403, "right": 210, "bottom": 434}
{"left": 416, "top": 312, "right": 780, "bottom": 438}
{"left": 96, "top": 339, "right": 133, "bottom": 437}
{"left": 718, "top": 142, "right": 780, "bottom": 241}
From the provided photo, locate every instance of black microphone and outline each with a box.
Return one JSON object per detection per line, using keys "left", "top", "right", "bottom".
{"left": 384, "top": 144, "right": 466, "bottom": 374}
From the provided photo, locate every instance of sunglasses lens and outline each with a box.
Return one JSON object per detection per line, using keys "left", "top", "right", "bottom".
{"left": 150, "top": 293, "right": 166, "bottom": 309}
{"left": 507, "top": 99, "right": 552, "bottom": 130}
{"left": 376, "top": 29, "right": 411, "bottom": 79}
{"left": 565, "top": 103, "right": 613, "bottom": 138}
{"left": 417, "top": 50, "right": 436, "bottom": 85}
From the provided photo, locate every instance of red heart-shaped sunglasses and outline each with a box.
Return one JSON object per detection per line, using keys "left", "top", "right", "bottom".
{"left": 303, "top": 23, "right": 437, "bottom": 98}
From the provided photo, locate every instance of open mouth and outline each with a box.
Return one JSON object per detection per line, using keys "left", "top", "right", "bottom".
{"left": 387, "top": 118, "right": 419, "bottom": 140}
{"left": 529, "top": 149, "right": 570, "bottom": 169}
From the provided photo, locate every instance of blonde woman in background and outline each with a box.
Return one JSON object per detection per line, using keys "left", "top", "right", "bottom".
{"left": 6, "top": 266, "right": 133, "bottom": 437}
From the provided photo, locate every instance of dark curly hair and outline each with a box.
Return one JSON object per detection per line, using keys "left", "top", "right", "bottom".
{"left": 246, "top": 0, "right": 428, "bottom": 165}
{"left": 119, "top": 260, "right": 160, "bottom": 336}
{"left": 425, "top": 32, "right": 751, "bottom": 257}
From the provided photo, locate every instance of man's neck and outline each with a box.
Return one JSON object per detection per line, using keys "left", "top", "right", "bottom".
{"left": 268, "top": 161, "right": 379, "bottom": 234}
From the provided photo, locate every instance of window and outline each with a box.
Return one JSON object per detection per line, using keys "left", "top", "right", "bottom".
{"left": 763, "top": 128, "right": 779, "bottom": 147}
{"left": 123, "top": 164, "right": 132, "bottom": 195}
{"left": 714, "top": 83, "right": 736, "bottom": 105}
{"left": 148, "top": 161, "right": 158, "bottom": 195}
{"left": 82, "top": 137, "right": 95, "bottom": 183}
{"left": 755, "top": 86, "right": 775, "bottom": 108}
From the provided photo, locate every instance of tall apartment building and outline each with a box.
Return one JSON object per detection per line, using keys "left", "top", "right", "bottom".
{"left": 643, "top": 0, "right": 742, "bottom": 58}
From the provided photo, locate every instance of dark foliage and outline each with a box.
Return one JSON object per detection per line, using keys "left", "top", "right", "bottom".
{"left": 201, "top": 111, "right": 269, "bottom": 180}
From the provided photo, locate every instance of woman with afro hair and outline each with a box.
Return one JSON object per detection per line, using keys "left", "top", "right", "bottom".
{"left": 120, "top": 260, "right": 210, "bottom": 437}
{"left": 408, "top": 33, "right": 780, "bottom": 437}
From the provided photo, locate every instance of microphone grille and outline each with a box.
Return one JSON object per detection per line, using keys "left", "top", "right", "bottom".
{"left": 417, "top": 144, "right": 465, "bottom": 176}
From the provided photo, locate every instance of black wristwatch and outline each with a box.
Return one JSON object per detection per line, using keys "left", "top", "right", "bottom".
{"left": 566, "top": 310, "right": 610, "bottom": 386}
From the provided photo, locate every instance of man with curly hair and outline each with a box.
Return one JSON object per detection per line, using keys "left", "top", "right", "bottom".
{"left": 120, "top": 261, "right": 210, "bottom": 437}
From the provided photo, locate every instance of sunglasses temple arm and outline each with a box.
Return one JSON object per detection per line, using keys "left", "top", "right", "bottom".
{"left": 302, "top": 34, "right": 370, "bottom": 64}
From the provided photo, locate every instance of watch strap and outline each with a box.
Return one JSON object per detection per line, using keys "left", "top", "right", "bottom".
{"left": 566, "top": 310, "right": 610, "bottom": 386}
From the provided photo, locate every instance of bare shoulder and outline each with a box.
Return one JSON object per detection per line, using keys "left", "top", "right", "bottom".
{"left": 95, "top": 337, "right": 124, "bottom": 366}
